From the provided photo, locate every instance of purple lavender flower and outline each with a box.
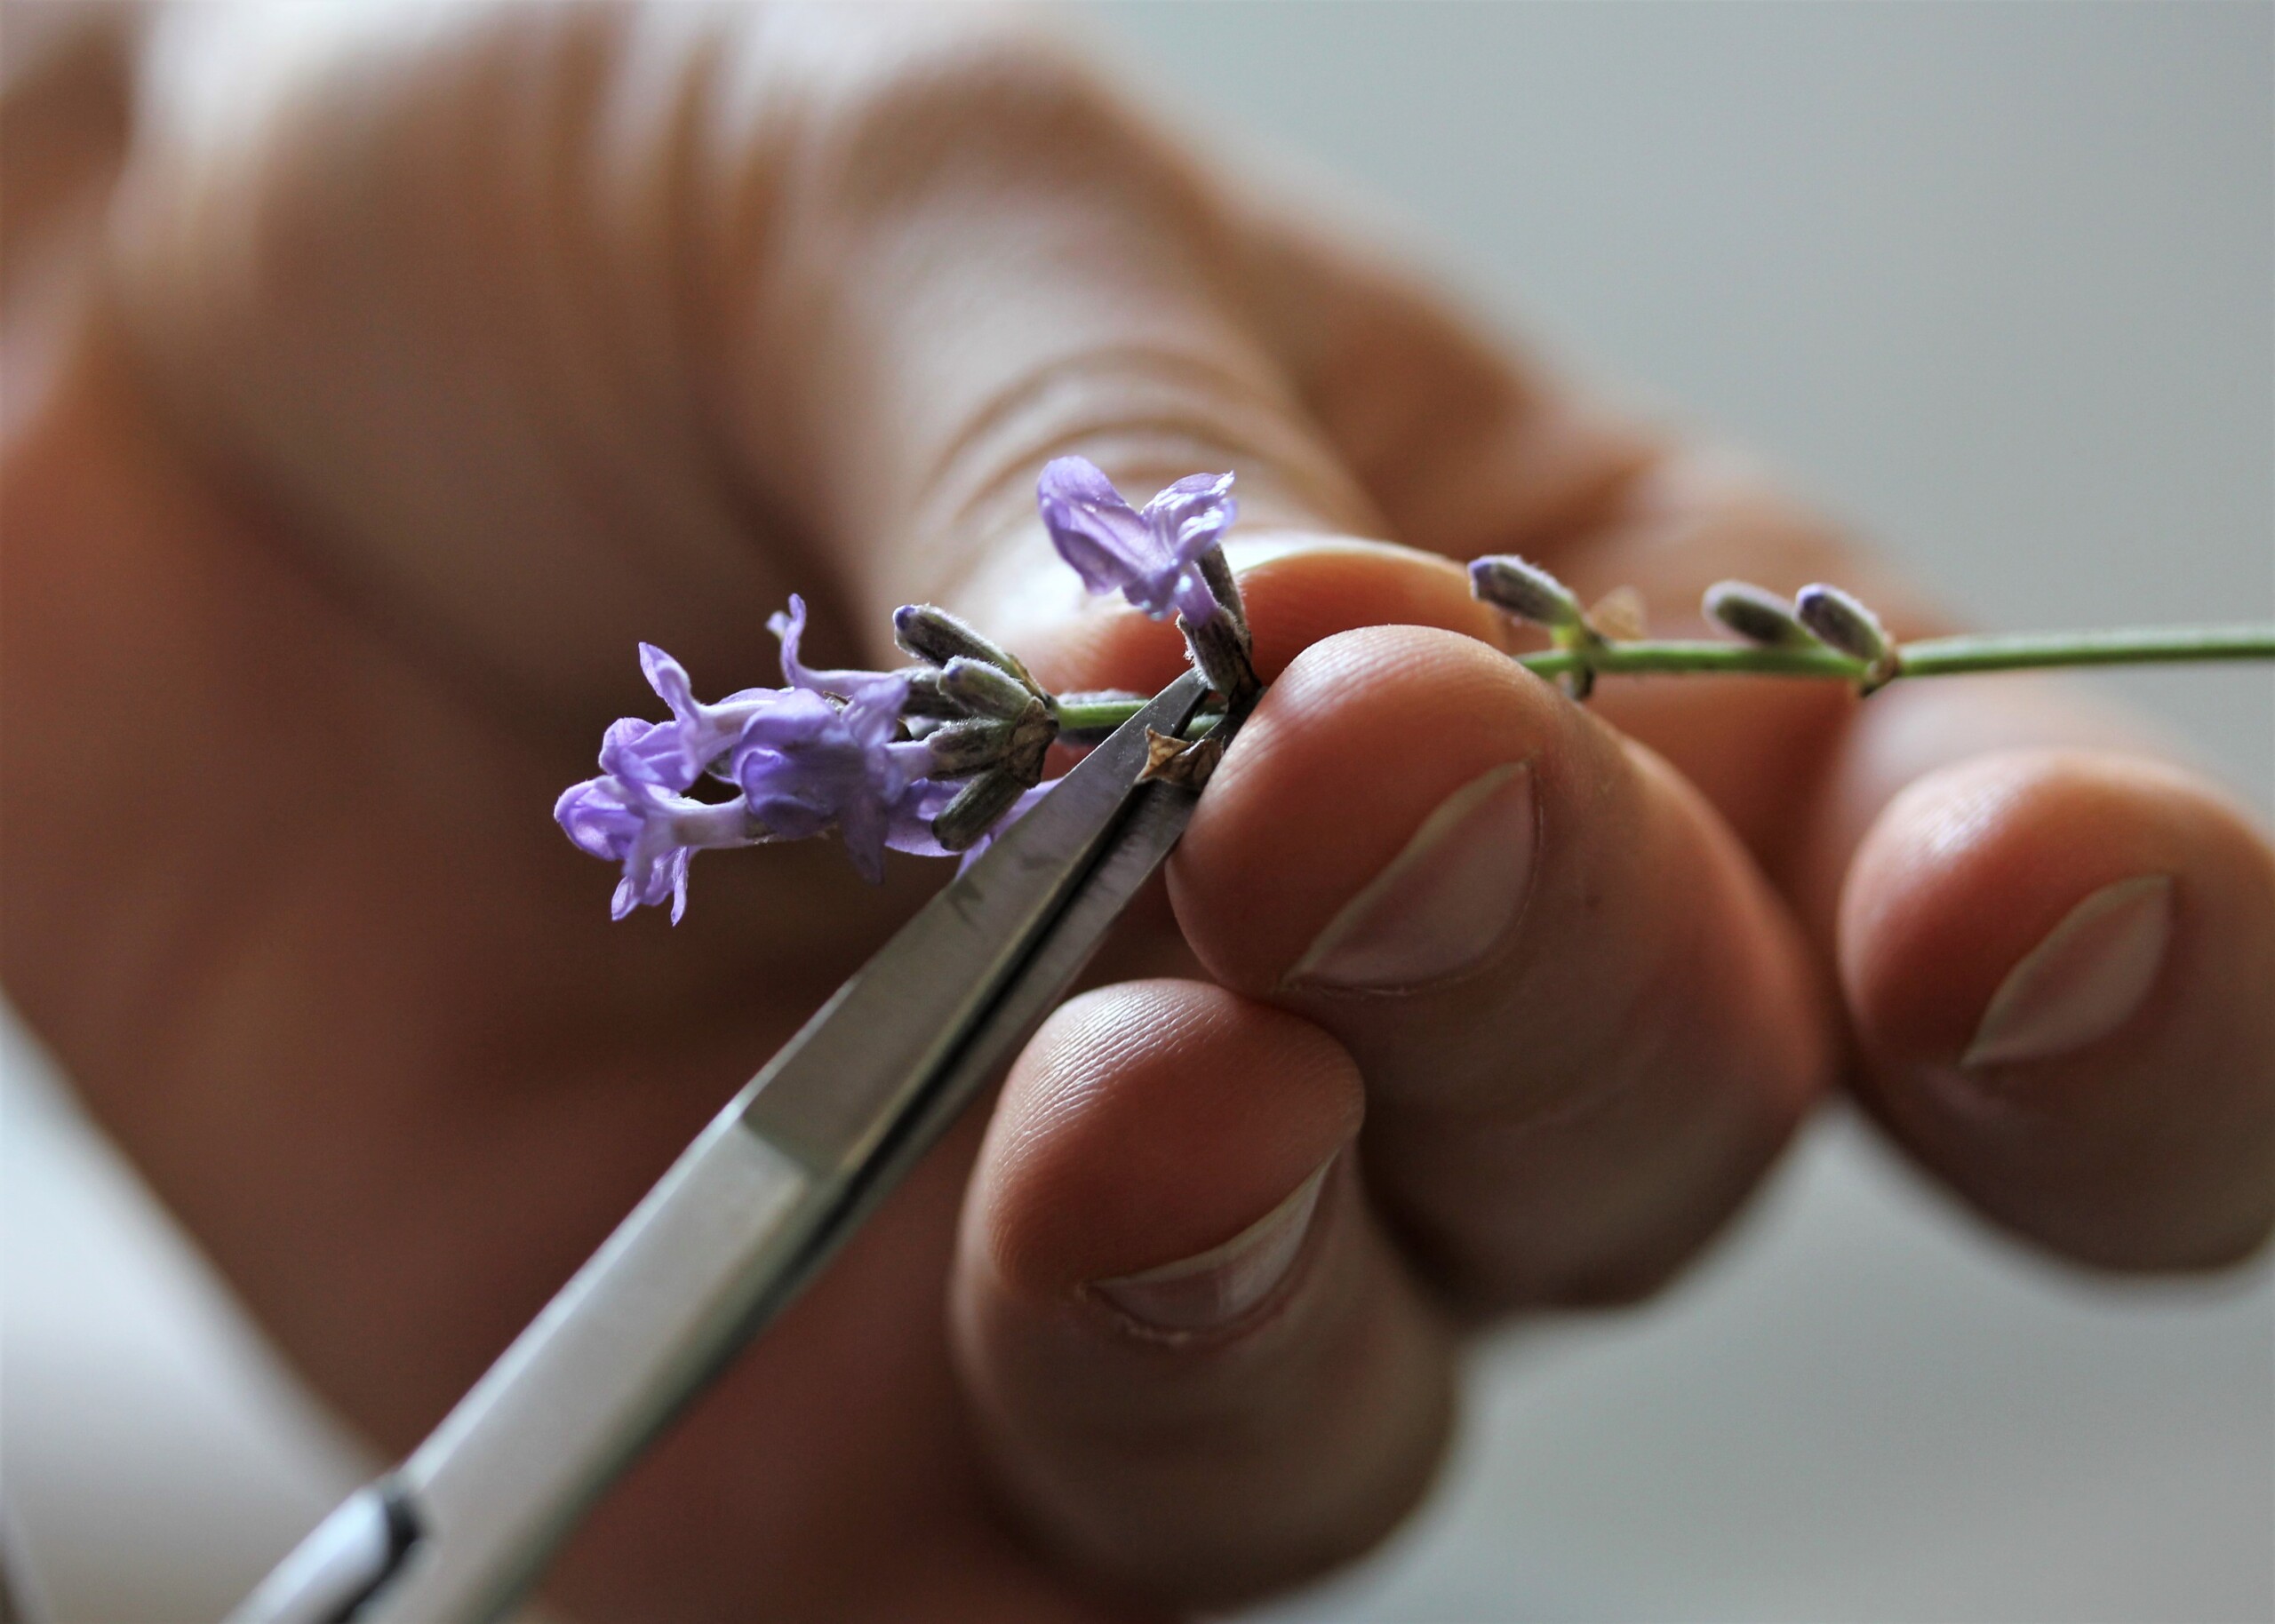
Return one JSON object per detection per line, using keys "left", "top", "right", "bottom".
{"left": 769, "top": 593, "right": 911, "bottom": 711}
{"left": 731, "top": 687, "right": 934, "bottom": 885}
{"left": 746, "top": 594, "right": 942, "bottom": 880}
{"left": 555, "top": 733, "right": 761, "bottom": 924}
{"left": 560, "top": 600, "right": 953, "bottom": 916}
{"left": 1038, "top": 457, "right": 1236, "bottom": 625}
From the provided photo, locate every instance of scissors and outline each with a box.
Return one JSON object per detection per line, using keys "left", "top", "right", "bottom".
{"left": 231, "top": 670, "right": 1229, "bottom": 1624}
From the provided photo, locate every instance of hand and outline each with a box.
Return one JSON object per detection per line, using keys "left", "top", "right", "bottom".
{"left": 4, "top": 7, "right": 2269, "bottom": 1620}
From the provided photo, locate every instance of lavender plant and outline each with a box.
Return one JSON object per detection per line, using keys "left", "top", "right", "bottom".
{"left": 559, "top": 458, "right": 2275, "bottom": 920}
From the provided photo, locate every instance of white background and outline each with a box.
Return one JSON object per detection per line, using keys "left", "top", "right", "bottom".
{"left": 5, "top": 5, "right": 2271, "bottom": 1621}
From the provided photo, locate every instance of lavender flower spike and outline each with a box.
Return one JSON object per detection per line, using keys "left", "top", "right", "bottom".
{"left": 1038, "top": 457, "right": 1236, "bottom": 625}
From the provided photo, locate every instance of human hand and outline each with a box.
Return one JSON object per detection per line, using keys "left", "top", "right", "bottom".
{"left": 3, "top": 6, "right": 2268, "bottom": 1620}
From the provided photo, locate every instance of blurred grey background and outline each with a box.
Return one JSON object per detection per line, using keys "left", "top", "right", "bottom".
{"left": 5, "top": 4, "right": 2271, "bottom": 1621}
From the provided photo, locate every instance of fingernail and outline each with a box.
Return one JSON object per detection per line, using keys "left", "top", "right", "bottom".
{"left": 1092, "top": 1161, "right": 1332, "bottom": 1333}
{"left": 1285, "top": 762, "right": 1536, "bottom": 991}
{"left": 1963, "top": 874, "right": 2175, "bottom": 1068}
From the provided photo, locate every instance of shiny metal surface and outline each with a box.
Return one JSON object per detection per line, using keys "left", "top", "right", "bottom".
{"left": 737, "top": 673, "right": 1209, "bottom": 1170}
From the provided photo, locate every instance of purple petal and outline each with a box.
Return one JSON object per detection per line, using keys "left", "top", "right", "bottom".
{"left": 1037, "top": 457, "right": 1154, "bottom": 592}
{"left": 770, "top": 594, "right": 907, "bottom": 709}
{"left": 600, "top": 716, "right": 698, "bottom": 792}
{"left": 555, "top": 776, "right": 641, "bottom": 861}
{"left": 885, "top": 779, "right": 960, "bottom": 858}
{"left": 730, "top": 689, "right": 839, "bottom": 754}
{"left": 835, "top": 794, "right": 891, "bottom": 885}
{"left": 1142, "top": 471, "right": 1237, "bottom": 567}
{"left": 1172, "top": 571, "right": 1223, "bottom": 628}
{"left": 638, "top": 643, "right": 698, "bottom": 723}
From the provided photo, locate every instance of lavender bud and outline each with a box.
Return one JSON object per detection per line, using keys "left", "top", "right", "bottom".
{"left": 1794, "top": 584, "right": 1890, "bottom": 665}
{"left": 923, "top": 717, "right": 1018, "bottom": 777}
{"left": 939, "top": 657, "right": 1036, "bottom": 720}
{"left": 933, "top": 768, "right": 1031, "bottom": 853}
{"left": 1470, "top": 556, "right": 1585, "bottom": 629}
{"left": 1704, "top": 580, "right": 1814, "bottom": 648}
{"left": 897, "top": 666, "right": 965, "bottom": 720}
{"left": 892, "top": 604, "right": 1034, "bottom": 689}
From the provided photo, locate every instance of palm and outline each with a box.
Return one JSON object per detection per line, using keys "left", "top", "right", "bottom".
{"left": 4, "top": 20, "right": 1176, "bottom": 1618}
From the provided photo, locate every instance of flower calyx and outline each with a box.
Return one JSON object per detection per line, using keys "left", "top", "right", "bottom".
{"left": 891, "top": 602, "right": 1061, "bottom": 851}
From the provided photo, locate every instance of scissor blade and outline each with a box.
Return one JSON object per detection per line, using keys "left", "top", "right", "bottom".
{"left": 738, "top": 668, "right": 1210, "bottom": 1170}
{"left": 230, "top": 672, "right": 1211, "bottom": 1624}
{"left": 762, "top": 699, "right": 1240, "bottom": 1310}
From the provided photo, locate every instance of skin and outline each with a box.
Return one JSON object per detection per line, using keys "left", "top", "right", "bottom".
{"left": 3, "top": 5, "right": 2270, "bottom": 1620}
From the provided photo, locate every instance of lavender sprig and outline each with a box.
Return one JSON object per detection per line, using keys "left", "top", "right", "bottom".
{"left": 1481, "top": 562, "right": 2275, "bottom": 689}
{"left": 557, "top": 470, "right": 2271, "bottom": 922}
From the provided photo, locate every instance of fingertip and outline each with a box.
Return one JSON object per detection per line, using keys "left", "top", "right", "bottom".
{"left": 985, "top": 533, "right": 1513, "bottom": 698}
{"left": 953, "top": 981, "right": 1449, "bottom": 1605}
{"left": 1840, "top": 749, "right": 2275, "bottom": 1269}
{"left": 1169, "top": 622, "right": 1569, "bottom": 994}
{"left": 1227, "top": 533, "right": 1513, "bottom": 677}
{"left": 974, "top": 980, "right": 1365, "bottom": 1299}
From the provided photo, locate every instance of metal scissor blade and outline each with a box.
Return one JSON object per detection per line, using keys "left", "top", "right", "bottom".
{"left": 738, "top": 668, "right": 1211, "bottom": 1170}
{"left": 770, "top": 700, "right": 1233, "bottom": 1309}
{"left": 230, "top": 672, "right": 1212, "bottom": 1624}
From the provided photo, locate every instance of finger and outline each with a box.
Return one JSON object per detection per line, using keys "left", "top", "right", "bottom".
{"left": 743, "top": 15, "right": 1420, "bottom": 672}
{"left": 952, "top": 979, "right": 1453, "bottom": 1609}
{"left": 1233, "top": 230, "right": 2274, "bottom": 1277}
{"left": 1838, "top": 746, "right": 2275, "bottom": 1269}
{"left": 1234, "top": 217, "right": 1936, "bottom": 864}
{"left": 1167, "top": 625, "right": 1834, "bottom": 1310}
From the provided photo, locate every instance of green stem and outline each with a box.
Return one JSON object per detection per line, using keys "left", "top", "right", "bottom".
{"left": 1054, "top": 697, "right": 1159, "bottom": 736}
{"left": 1884, "top": 625, "right": 2275, "bottom": 675}
{"left": 1519, "top": 624, "right": 2275, "bottom": 681}
{"left": 1050, "top": 624, "right": 2275, "bottom": 736}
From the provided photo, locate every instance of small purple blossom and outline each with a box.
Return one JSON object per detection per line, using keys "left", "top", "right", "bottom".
{"left": 559, "top": 598, "right": 949, "bottom": 917}
{"left": 1038, "top": 457, "right": 1236, "bottom": 625}
{"left": 555, "top": 733, "right": 760, "bottom": 924}
{"left": 770, "top": 593, "right": 911, "bottom": 712}
{"left": 733, "top": 687, "right": 935, "bottom": 886}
